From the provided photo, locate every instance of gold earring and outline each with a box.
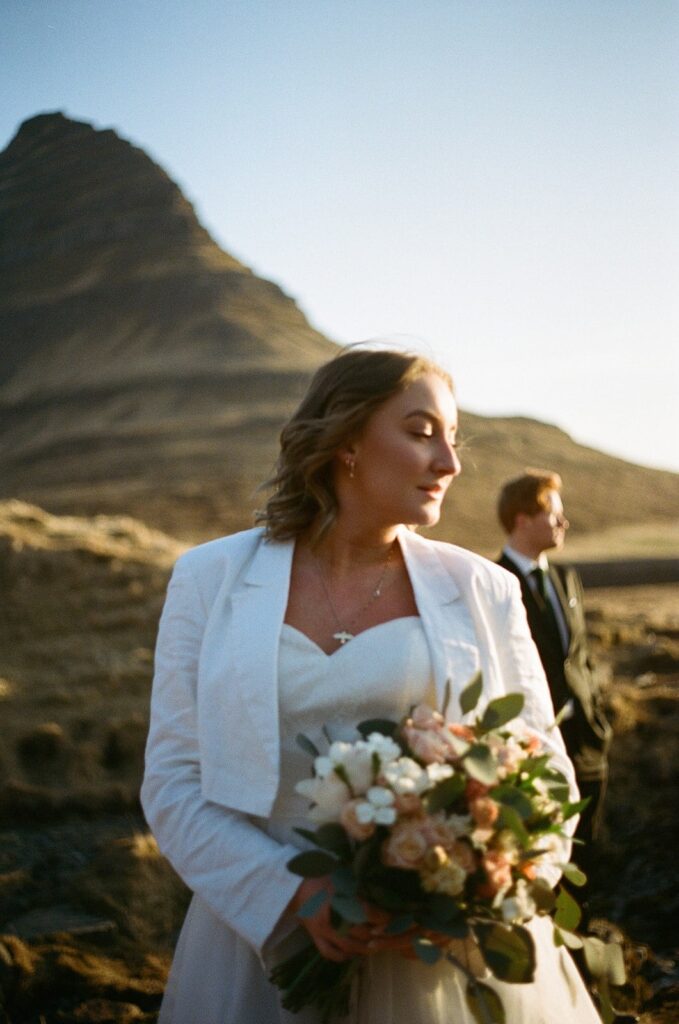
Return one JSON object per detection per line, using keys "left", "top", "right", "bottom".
{"left": 346, "top": 457, "right": 355, "bottom": 479}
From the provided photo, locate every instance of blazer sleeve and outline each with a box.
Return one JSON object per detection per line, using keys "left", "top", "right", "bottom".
{"left": 140, "top": 560, "right": 301, "bottom": 959}
{"left": 495, "top": 575, "right": 580, "bottom": 883}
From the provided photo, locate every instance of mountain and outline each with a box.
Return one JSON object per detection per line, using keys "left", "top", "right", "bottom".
{"left": 1, "top": 112, "right": 677, "bottom": 553}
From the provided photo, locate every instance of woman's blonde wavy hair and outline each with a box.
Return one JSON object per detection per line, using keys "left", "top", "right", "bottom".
{"left": 257, "top": 347, "right": 453, "bottom": 543}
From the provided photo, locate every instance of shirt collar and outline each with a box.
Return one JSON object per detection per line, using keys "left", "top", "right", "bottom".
{"left": 503, "top": 544, "right": 549, "bottom": 576}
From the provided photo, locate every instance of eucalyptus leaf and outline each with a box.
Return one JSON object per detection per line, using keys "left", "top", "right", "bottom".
{"left": 296, "top": 888, "right": 329, "bottom": 919}
{"left": 385, "top": 914, "right": 415, "bottom": 935}
{"left": 459, "top": 671, "right": 483, "bottom": 716}
{"left": 356, "top": 717, "right": 398, "bottom": 738}
{"left": 463, "top": 743, "right": 499, "bottom": 786}
{"left": 425, "top": 772, "right": 466, "bottom": 813}
{"left": 287, "top": 850, "right": 339, "bottom": 878}
{"left": 331, "top": 865, "right": 358, "bottom": 895}
{"left": 492, "top": 785, "right": 534, "bottom": 820}
{"left": 412, "top": 938, "right": 442, "bottom": 965}
{"left": 314, "top": 823, "right": 352, "bottom": 857}
{"left": 465, "top": 979, "right": 506, "bottom": 1024}
{"left": 475, "top": 922, "right": 536, "bottom": 984}
{"left": 295, "top": 732, "right": 320, "bottom": 758}
{"left": 553, "top": 926, "right": 583, "bottom": 950}
{"left": 559, "top": 862, "right": 588, "bottom": 887}
{"left": 478, "top": 693, "right": 525, "bottom": 734}
{"left": 554, "top": 885, "right": 582, "bottom": 931}
{"left": 497, "top": 805, "right": 529, "bottom": 845}
{"left": 331, "top": 893, "right": 368, "bottom": 924}
{"left": 582, "top": 937, "right": 626, "bottom": 986}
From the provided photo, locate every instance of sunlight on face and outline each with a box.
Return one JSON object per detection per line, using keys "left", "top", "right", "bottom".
{"left": 347, "top": 373, "right": 461, "bottom": 530}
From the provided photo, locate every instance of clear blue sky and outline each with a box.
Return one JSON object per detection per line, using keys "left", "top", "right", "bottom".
{"left": 3, "top": 0, "right": 678, "bottom": 472}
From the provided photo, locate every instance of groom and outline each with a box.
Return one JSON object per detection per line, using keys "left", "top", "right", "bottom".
{"left": 496, "top": 470, "right": 611, "bottom": 869}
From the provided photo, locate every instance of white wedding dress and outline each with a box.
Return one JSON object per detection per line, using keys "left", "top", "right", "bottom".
{"left": 159, "top": 618, "right": 600, "bottom": 1024}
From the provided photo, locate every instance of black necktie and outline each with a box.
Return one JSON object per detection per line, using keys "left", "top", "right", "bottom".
{"left": 530, "top": 568, "right": 563, "bottom": 650}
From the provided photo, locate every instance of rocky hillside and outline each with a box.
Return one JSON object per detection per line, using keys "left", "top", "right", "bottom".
{"left": 0, "top": 112, "right": 678, "bottom": 554}
{"left": 0, "top": 501, "right": 677, "bottom": 1022}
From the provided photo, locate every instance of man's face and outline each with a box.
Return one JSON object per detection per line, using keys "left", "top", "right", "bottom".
{"left": 524, "top": 489, "right": 569, "bottom": 554}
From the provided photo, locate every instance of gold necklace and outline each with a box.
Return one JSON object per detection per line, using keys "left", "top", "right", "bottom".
{"left": 313, "top": 543, "right": 395, "bottom": 645}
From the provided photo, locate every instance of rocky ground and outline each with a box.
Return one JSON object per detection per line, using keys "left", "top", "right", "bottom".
{"left": 0, "top": 501, "right": 677, "bottom": 1023}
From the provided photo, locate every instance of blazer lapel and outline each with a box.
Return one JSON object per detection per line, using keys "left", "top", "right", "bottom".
{"left": 400, "top": 529, "right": 480, "bottom": 715}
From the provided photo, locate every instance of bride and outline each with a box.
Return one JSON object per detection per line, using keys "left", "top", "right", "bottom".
{"left": 141, "top": 346, "right": 601, "bottom": 1022}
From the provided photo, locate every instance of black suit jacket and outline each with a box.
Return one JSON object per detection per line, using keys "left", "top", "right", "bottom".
{"left": 497, "top": 553, "right": 611, "bottom": 782}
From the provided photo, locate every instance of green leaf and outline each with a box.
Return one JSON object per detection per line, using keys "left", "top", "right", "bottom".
{"left": 331, "top": 893, "right": 367, "bottom": 924}
{"left": 463, "top": 743, "right": 499, "bottom": 785}
{"left": 412, "top": 938, "right": 442, "bottom": 964}
{"left": 553, "top": 925, "right": 583, "bottom": 950}
{"left": 287, "top": 850, "right": 339, "bottom": 878}
{"left": 297, "top": 888, "right": 329, "bottom": 919}
{"left": 331, "top": 865, "right": 357, "bottom": 896}
{"left": 497, "top": 805, "right": 530, "bottom": 846}
{"left": 559, "top": 862, "right": 588, "bottom": 888}
{"left": 582, "top": 937, "right": 626, "bottom": 986}
{"left": 460, "top": 671, "right": 483, "bottom": 715}
{"left": 441, "top": 677, "right": 452, "bottom": 717}
{"left": 465, "top": 978, "right": 506, "bottom": 1024}
{"left": 296, "top": 732, "right": 320, "bottom": 758}
{"left": 356, "top": 717, "right": 398, "bottom": 738}
{"left": 425, "top": 772, "right": 466, "bottom": 813}
{"left": 561, "top": 797, "right": 591, "bottom": 821}
{"left": 554, "top": 885, "right": 582, "bottom": 931}
{"left": 492, "top": 785, "right": 534, "bottom": 820}
{"left": 518, "top": 753, "right": 550, "bottom": 779}
{"left": 423, "top": 892, "right": 468, "bottom": 926}
{"left": 475, "top": 922, "right": 536, "bottom": 984}
{"left": 385, "top": 914, "right": 415, "bottom": 935}
{"left": 478, "top": 693, "right": 525, "bottom": 734}
{"left": 314, "top": 823, "right": 352, "bottom": 857}
{"left": 527, "top": 878, "right": 556, "bottom": 913}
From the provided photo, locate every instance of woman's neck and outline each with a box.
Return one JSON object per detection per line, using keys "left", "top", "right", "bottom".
{"left": 306, "top": 523, "right": 400, "bottom": 574}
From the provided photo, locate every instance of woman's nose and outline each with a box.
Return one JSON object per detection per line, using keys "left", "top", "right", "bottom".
{"left": 434, "top": 440, "right": 461, "bottom": 477}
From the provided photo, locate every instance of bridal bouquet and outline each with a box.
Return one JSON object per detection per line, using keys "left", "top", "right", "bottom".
{"left": 270, "top": 673, "right": 594, "bottom": 1024}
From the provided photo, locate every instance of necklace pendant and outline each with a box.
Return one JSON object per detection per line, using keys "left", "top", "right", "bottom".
{"left": 333, "top": 630, "right": 354, "bottom": 645}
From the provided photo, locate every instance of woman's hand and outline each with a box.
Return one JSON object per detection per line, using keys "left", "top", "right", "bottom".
{"left": 289, "top": 878, "right": 424, "bottom": 962}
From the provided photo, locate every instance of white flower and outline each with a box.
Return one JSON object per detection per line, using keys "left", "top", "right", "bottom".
{"left": 295, "top": 773, "right": 351, "bottom": 823}
{"left": 354, "top": 787, "right": 397, "bottom": 826}
{"left": 532, "top": 831, "right": 569, "bottom": 866}
{"left": 382, "top": 757, "right": 430, "bottom": 795}
{"left": 365, "top": 733, "right": 402, "bottom": 765}
{"left": 425, "top": 762, "right": 454, "bottom": 785}
{"left": 314, "top": 740, "right": 374, "bottom": 794}
{"left": 501, "top": 880, "right": 537, "bottom": 924}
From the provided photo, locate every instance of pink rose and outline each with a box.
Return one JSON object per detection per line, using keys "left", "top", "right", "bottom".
{"left": 382, "top": 820, "right": 429, "bottom": 869}
{"left": 409, "top": 704, "right": 444, "bottom": 729}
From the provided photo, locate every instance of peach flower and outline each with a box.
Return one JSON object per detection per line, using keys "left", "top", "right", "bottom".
{"left": 340, "top": 799, "right": 376, "bottom": 841}
{"left": 382, "top": 819, "right": 429, "bottom": 869}
{"left": 481, "top": 850, "right": 513, "bottom": 895}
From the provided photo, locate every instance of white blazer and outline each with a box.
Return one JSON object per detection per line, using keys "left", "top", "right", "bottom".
{"left": 141, "top": 526, "right": 576, "bottom": 957}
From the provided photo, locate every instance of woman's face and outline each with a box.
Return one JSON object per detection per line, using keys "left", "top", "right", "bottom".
{"left": 343, "top": 372, "right": 461, "bottom": 529}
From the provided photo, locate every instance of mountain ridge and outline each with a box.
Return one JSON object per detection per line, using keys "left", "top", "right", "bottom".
{"left": 1, "top": 111, "right": 677, "bottom": 553}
